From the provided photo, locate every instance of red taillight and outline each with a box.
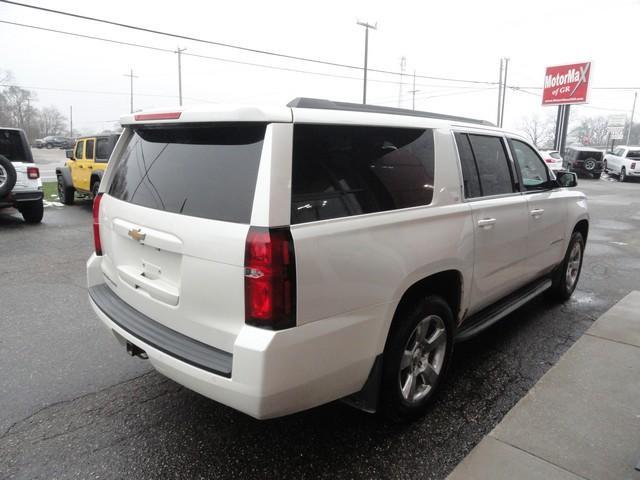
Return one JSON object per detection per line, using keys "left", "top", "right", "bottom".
{"left": 134, "top": 111, "right": 181, "bottom": 121}
{"left": 544, "top": 158, "right": 554, "bottom": 164}
{"left": 631, "top": 162, "right": 637, "bottom": 169}
{"left": 244, "top": 227, "right": 296, "bottom": 330}
{"left": 27, "top": 166, "right": 39, "bottom": 179}
{"left": 93, "top": 193, "right": 103, "bottom": 256}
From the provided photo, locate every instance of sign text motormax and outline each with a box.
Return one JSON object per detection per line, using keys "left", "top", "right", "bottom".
{"left": 542, "top": 62, "right": 591, "bottom": 106}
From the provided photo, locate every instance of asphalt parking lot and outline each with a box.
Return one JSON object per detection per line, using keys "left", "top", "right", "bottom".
{"left": 31, "top": 148, "right": 67, "bottom": 182}
{"left": 1, "top": 175, "right": 639, "bottom": 480}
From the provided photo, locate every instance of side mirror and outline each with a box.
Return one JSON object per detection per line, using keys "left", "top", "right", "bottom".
{"left": 556, "top": 171, "right": 578, "bottom": 188}
{"left": 65, "top": 149, "right": 74, "bottom": 159}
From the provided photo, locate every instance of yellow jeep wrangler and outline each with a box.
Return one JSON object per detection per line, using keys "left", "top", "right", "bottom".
{"left": 56, "top": 134, "right": 119, "bottom": 205}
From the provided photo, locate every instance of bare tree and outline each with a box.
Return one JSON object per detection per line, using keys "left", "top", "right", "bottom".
{"left": 519, "top": 114, "right": 554, "bottom": 148}
{"left": 3, "top": 86, "right": 38, "bottom": 136}
{"left": 38, "top": 106, "right": 67, "bottom": 137}
{"left": 570, "top": 116, "right": 609, "bottom": 146}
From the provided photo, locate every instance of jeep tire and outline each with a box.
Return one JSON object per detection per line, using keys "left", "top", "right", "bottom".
{"left": 19, "top": 199, "right": 44, "bottom": 224}
{"left": 0, "top": 154, "right": 17, "bottom": 197}
{"left": 57, "top": 175, "right": 75, "bottom": 205}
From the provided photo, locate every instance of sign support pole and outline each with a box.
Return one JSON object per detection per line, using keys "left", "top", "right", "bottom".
{"left": 553, "top": 104, "right": 571, "bottom": 155}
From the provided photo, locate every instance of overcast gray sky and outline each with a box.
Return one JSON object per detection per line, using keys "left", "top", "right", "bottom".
{"left": 1, "top": 0, "right": 639, "bottom": 133}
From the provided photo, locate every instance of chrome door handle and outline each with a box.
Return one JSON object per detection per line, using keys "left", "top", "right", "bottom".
{"left": 530, "top": 208, "right": 545, "bottom": 217}
{"left": 477, "top": 218, "right": 496, "bottom": 228}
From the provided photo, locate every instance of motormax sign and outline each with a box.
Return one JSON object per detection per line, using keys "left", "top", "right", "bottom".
{"left": 542, "top": 62, "right": 591, "bottom": 105}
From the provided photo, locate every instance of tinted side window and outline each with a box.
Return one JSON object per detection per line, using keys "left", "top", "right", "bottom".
{"left": 467, "top": 134, "right": 515, "bottom": 196}
{"left": 74, "top": 141, "right": 84, "bottom": 160}
{"left": 454, "top": 132, "right": 482, "bottom": 198}
{"left": 108, "top": 124, "right": 265, "bottom": 223}
{"left": 0, "top": 130, "right": 30, "bottom": 162}
{"left": 96, "top": 137, "right": 115, "bottom": 162}
{"left": 510, "top": 140, "right": 550, "bottom": 189}
{"left": 290, "top": 125, "right": 435, "bottom": 224}
{"left": 85, "top": 139, "right": 95, "bottom": 160}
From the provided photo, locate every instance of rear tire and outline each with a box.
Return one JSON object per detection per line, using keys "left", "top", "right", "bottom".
{"left": 619, "top": 167, "right": 627, "bottom": 182}
{"left": 380, "top": 295, "right": 454, "bottom": 422}
{"left": 19, "top": 200, "right": 44, "bottom": 224}
{"left": 57, "top": 175, "right": 75, "bottom": 205}
{"left": 550, "top": 231, "right": 584, "bottom": 302}
{"left": 91, "top": 180, "right": 100, "bottom": 199}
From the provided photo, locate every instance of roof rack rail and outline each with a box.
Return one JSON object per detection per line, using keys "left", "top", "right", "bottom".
{"left": 287, "top": 97, "right": 494, "bottom": 126}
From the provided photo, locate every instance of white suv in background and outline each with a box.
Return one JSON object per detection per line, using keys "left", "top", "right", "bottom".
{"left": 87, "top": 98, "right": 589, "bottom": 422}
{"left": 0, "top": 127, "right": 44, "bottom": 223}
{"left": 539, "top": 150, "right": 563, "bottom": 171}
{"left": 604, "top": 146, "right": 640, "bottom": 181}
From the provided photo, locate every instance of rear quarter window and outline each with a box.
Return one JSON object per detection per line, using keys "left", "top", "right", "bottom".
{"left": 290, "top": 124, "right": 435, "bottom": 224}
{"left": 108, "top": 124, "right": 266, "bottom": 224}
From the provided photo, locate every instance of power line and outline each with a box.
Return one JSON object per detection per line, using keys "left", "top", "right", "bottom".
{"left": 0, "top": 82, "right": 215, "bottom": 103}
{"left": 0, "top": 0, "right": 498, "bottom": 86}
{"left": 0, "top": 19, "right": 495, "bottom": 90}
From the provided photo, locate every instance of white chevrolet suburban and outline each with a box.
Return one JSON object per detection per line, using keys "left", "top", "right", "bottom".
{"left": 87, "top": 98, "right": 588, "bottom": 421}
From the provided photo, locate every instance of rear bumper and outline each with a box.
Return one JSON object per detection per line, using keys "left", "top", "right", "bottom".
{"left": 86, "top": 254, "right": 379, "bottom": 419}
{"left": 0, "top": 190, "right": 43, "bottom": 208}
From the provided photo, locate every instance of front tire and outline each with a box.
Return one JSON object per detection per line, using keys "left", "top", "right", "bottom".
{"left": 57, "top": 176, "right": 75, "bottom": 205}
{"left": 550, "top": 231, "right": 584, "bottom": 301}
{"left": 380, "top": 295, "right": 454, "bottom": 422}
{"left": 19, "top": 200, "right": 44, "bottom": 224}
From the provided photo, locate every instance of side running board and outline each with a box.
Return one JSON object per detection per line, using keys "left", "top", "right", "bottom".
{"left": 455, "top": 278, "right": 553, "bottom": 342}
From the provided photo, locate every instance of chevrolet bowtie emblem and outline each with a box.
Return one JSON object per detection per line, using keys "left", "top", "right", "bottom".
{"left": 128, "top": 228, "right": 146, "bottom": 242}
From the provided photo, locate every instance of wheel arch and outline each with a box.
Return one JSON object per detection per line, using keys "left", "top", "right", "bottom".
{"left": 344, "top": 269, "right": 463, "bottom": 414}
{"left": 90, "top": 170, "right": 103, "bottom": 187}
{"left": 55, "top": 166, "right": 72, "bottom": 186}
{"left": 573, "top": 218, "right": 589, "bottom": 242}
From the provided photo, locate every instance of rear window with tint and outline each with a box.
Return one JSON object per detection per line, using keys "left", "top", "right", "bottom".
{"left": 108, "top": 124, "right": 265, "bottom": 223}
{"left": 290, "top": 124, "right": 435, "bottom": 224}
{"left": 0, "top": 129, "right": 30, "bottom": 162}
{"left": 627, "top": 150, "right": 640, "bottom": 158}
{"left": 549, "top": 152, "right": 561, "bottom": 159}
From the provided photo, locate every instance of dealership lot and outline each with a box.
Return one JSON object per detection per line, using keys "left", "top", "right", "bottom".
{"left": 1, "top": 177, "right": 639, "bottom": 479}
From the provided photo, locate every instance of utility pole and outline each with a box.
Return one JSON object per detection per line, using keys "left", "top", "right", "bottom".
{"left": 176, "top": 47, "right": 187, "bottom": 106}
{"left": 398, "top": 56, "right": 406, "bottom": 108}
{"left": 408, "top": 70, "right": 419, "bottom": 111}
{"left": 496, "top": 58, "right": 504, "bottom": 126}
{"left": 496, "top": 57, "right": 509, "bottom": 127}
{"left": 357, "top": 20, "right": 377, "bottom": 104}
{"left": 500, "top": 58, "right": 509, "bottom": 127}
{"left": 626, "top": 91, "right": 637, "bottom": 145}
{"left": 69, "top": 105, "right": 73, "bottom": 137}
{"left": 123, "top": 68, "right": 138, "bottom": 113}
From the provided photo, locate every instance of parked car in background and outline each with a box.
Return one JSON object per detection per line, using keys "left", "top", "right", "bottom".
{"left": 539, "top": 150, "right": 563, "bottom": 171}
{"left": 0, "top": 127, "right": 44, "bottom": 223}
{"left": 563, "top": 146, "right": 604, "bottom": 178}
{"left": 603, "top": 146, "right": 640, "bottom": 182}
{"left": 86, "top": 99, "right": 588, "bottom": 422}
{"left": 34, "top": 136, "right": 74, "bottom": 149}
{"left": 56, "top": 134, "right": 119, "bottom": 204}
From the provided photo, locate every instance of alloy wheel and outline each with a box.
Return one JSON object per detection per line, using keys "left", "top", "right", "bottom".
{"left": 398, "top": 314, "right": 447, "bottom": 404}
{"left": 565, "top": 241, "right": 582, "bottom": 291}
